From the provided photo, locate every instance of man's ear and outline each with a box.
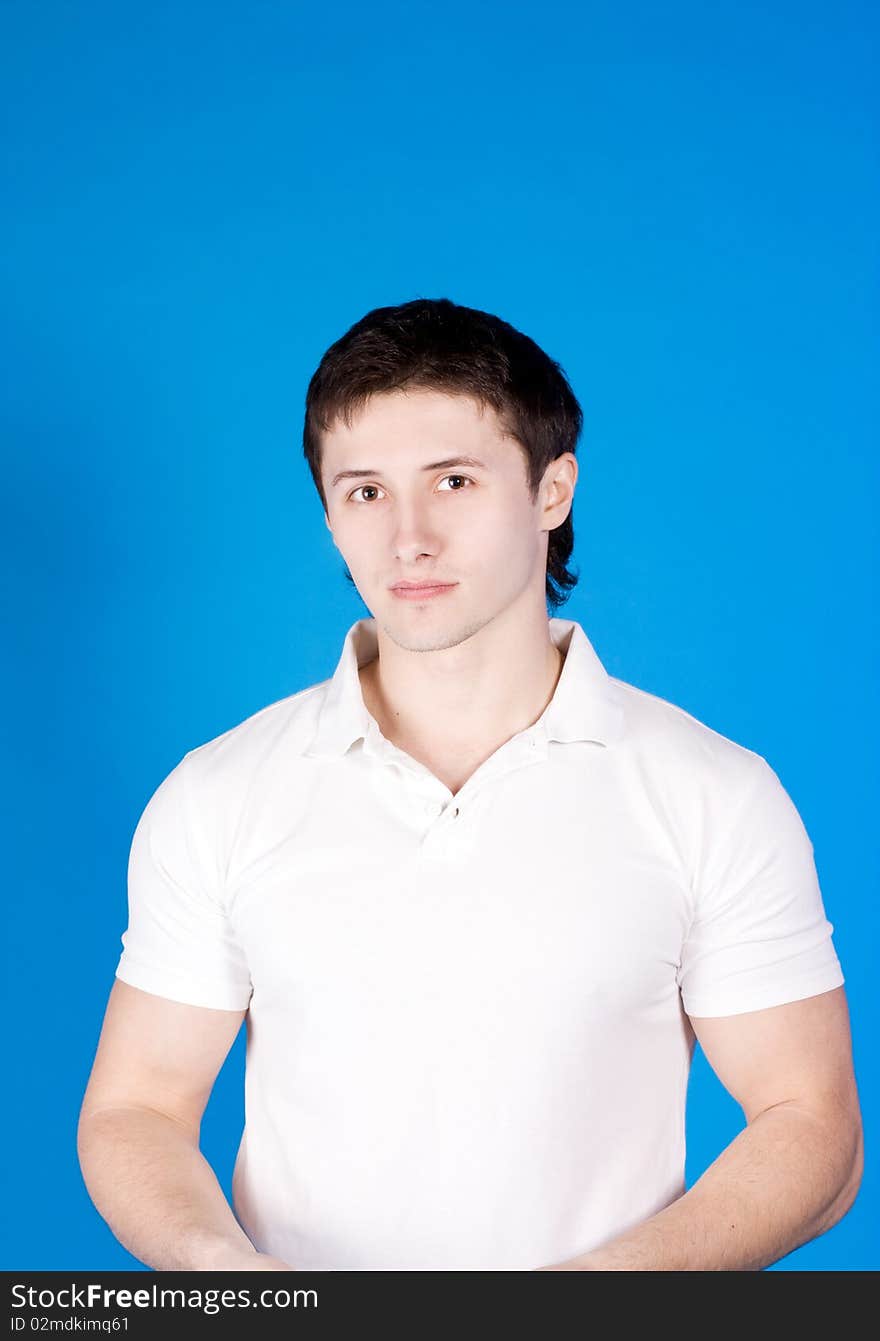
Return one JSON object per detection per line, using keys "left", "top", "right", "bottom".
{"left": 324, "top": 511, "right": 339, "bottom": 551}
{"left": 541, "top": 453, "right": 577, "bottom": 527}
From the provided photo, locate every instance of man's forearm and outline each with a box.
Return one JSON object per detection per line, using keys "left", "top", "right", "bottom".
{"left": 77, "top": 1107, "right": 260, "bottom": 1271}
{"left": 540, "top": 1101, "right": 862, "bottom": 1271}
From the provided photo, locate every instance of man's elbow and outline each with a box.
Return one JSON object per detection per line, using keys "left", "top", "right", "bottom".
{"left": 838, "top": 1116, "right": 864, "bottom": 1218}
{"left": 820, "top": 1106, "right": 864, "bottom": 1231}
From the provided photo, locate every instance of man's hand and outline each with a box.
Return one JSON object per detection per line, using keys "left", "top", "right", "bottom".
{"left": 215, "top": 1249, "right": 294, "bottom": 1271}
{"left": 246, "top": 1253, "right": 296, "bottom": 1270}
{"left": 534, "top": 1259, "right": 600, "bottom": 1271}
{"left": 207, "top": 1243, "right": 294, "bottom": 1271}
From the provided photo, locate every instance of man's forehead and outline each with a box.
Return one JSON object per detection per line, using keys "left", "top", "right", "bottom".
{"left": 323, "top": 387, "right": 510, "bottom": 448}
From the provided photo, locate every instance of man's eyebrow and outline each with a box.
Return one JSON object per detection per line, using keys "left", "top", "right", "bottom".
{"left": 330, "top": 456, "right": 489, "bottom": 488}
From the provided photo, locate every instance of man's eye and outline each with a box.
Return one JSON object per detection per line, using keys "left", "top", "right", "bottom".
{"left": 348, "top": 476, "right": 472, "bottom": 502}
{"left": 349, "top": 485, "right": 385, "bottom": 503}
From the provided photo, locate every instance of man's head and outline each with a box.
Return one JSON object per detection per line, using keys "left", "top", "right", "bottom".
{"left": 302, "top": 298, "right": 582, "bottom": 649}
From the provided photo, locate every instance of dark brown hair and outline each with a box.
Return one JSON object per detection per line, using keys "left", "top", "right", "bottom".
{"left": 302, "top": 297, "right": 582, "bottom": 612}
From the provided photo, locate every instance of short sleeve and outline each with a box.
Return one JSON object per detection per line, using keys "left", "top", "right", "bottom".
{"left": 677, "top": 754, "right": 844, "bottom": 1018}
{"left": 115, "top": 751, "right": 253, "bottom": 1011}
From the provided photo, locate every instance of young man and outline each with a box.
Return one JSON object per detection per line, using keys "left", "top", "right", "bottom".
{"left": 78, "top": 298, "right": 862, "bottom": 1272}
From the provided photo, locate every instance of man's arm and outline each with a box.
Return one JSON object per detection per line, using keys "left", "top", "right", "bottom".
{"left": 77, "top": 980, "right": 290, "bottom": 1271}
{"left": 538, "top": 986, "right": 863, "bottom": 1271}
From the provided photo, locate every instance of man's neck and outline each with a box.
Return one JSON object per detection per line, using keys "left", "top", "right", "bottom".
{"left": 358, "top": 608, "right": 566, "bottom": 768}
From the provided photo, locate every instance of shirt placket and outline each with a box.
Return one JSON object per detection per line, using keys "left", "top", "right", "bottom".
{"left": 365, "top": 721, "right": 550, "bottom": 862}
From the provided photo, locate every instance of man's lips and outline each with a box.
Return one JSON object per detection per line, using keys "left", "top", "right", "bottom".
{"left": 389, "top": 581, "right": 458, "bottom": 600}
{"left": 390, "top": 581, "right": 456, "bottom": 590}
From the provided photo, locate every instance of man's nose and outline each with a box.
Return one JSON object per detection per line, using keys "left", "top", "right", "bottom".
{"left": 391, "top": 499, "right": 441, "bottom": 562}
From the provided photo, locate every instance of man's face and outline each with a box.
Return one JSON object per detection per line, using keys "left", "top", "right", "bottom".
{"left": 319, "top": 387, "right": 571, "bottom": 654}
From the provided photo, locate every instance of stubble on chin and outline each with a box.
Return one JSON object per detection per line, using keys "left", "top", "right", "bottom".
{"left": 377, "top": 612, "right": 491, "bottom": 656}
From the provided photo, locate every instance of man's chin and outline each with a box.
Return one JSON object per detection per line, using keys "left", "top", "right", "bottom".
{"left": 377, "top": 610, "right": 490, "bottom": 656}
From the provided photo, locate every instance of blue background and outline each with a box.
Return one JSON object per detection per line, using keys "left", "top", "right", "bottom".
{"left": 2, "top": 0, "right": 876, "bottom": 1270}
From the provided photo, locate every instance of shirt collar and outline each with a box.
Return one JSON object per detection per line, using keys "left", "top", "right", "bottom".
{"left": 304, "top": 616, "right": 625, "bottom": 760}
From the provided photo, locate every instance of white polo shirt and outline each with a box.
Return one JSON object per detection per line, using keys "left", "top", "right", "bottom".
{"left": 115, "top": 617, "right": 844, "bottom": 1271}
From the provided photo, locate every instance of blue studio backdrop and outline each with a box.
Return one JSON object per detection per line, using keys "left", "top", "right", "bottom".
{"left": 2, "top": 0, "right": 876, "bottom": 1270}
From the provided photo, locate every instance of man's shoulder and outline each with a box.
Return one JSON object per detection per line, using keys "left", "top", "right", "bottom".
{"left": 182, "top": 673, "right": 333, "bottom": 788}
{"left": 609, "top": 672, "right": 765, "bottom": 797}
